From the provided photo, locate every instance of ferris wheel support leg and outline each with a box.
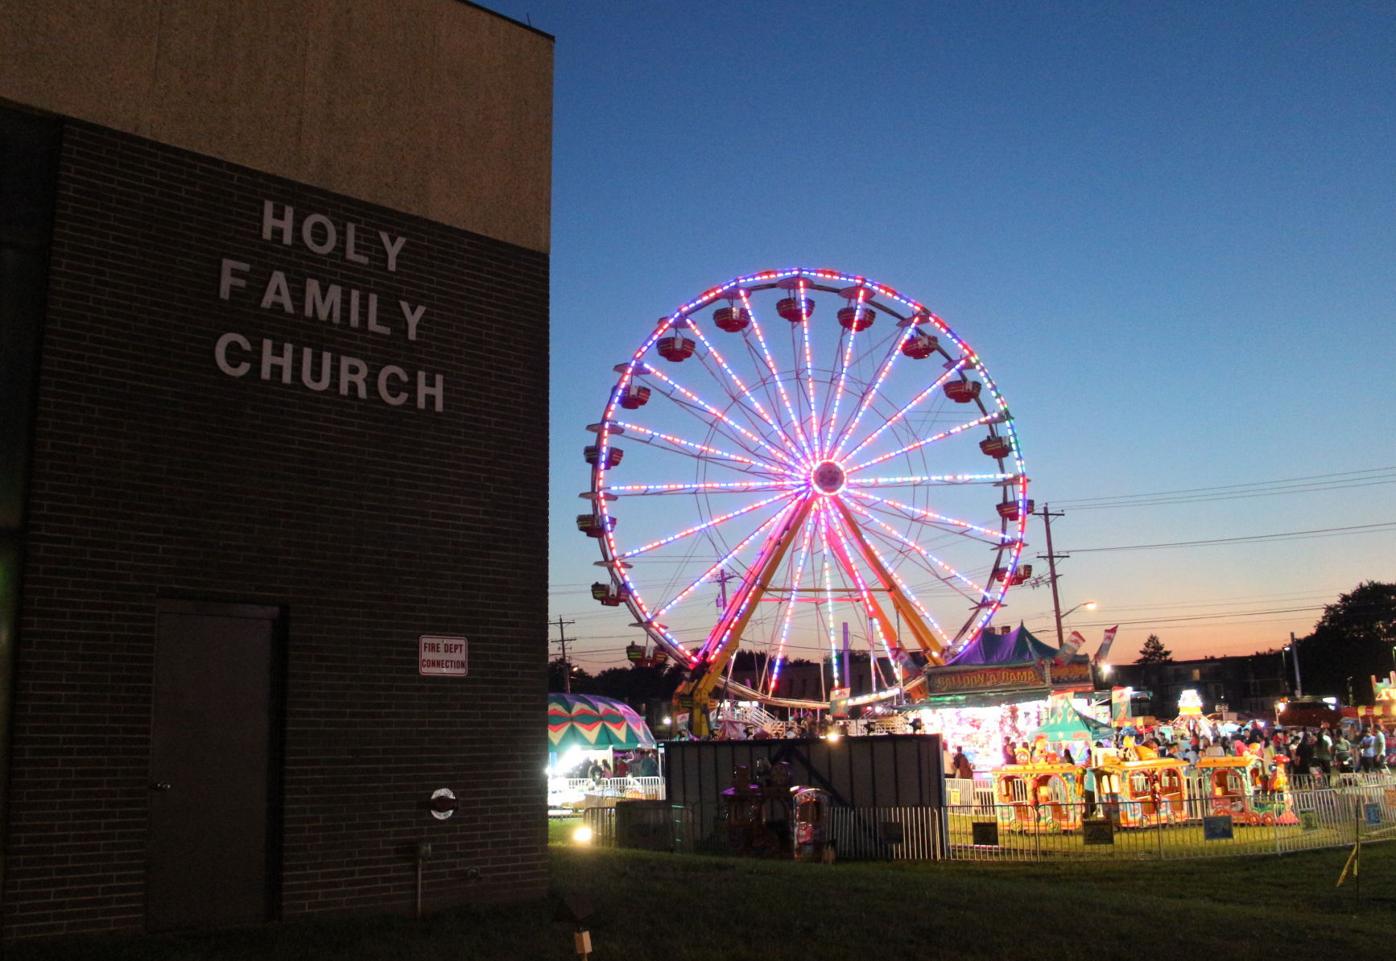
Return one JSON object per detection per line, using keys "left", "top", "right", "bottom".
{"left": 673, "top": 496, "right": 815, "bottom": 736}
{"left": 829, "top": 499, "right": 946, "bottom": 666}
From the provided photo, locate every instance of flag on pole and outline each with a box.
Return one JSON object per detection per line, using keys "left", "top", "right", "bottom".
{"left": 1094, "top": 626, "right": 1119, "bottom": 663}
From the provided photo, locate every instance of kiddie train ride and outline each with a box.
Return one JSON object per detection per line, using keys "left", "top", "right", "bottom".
{"left": 991, "top": 744, "right": 1297, "bottom": 833}
{"left": 578, "top": 267, "right": 1033, "bottom": 733}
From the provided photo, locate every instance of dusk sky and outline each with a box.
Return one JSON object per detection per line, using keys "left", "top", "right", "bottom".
{"left": 488, "top": 1, "right": 1396, "bottom": 673}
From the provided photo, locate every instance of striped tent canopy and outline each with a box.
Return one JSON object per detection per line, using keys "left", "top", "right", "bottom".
{"left": 548, "top": 693, "right": 656, "bottom": 752}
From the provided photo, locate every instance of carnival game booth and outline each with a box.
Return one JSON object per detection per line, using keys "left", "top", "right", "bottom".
{"left": 1197, "top": 753, "right": 1297, "bottom": 826}
{"left": 547, "top": 693, "right": 658, "bottom": 810}
{"left": 906, "top": 624, "right": 1098, "bottom": 772}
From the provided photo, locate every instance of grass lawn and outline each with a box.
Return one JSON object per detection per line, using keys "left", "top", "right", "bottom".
{"left": 10, "top": 830, "right": 1393, "bottom": 961}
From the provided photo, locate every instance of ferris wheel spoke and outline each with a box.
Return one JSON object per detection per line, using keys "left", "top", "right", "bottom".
{"left": 612, "top": 419, "right": 789, "bottom": 477}
{"left": 738, "top": 290, "right": 816, "bottom": 463}
{"left": 819, "top": 503, "right": 905, "bottom": 684}
{"left": 795, "top": 278, "right": 822, "bottom": 459}
{"left": 846, "top": 412, "right": 1004, "bottom": 474}
{"left": 843, "top": 497, "right": 990, "bottom": 602}
{"left": 641, "top": 366, "right": 804, "bottom": 471}
{"left": 847, "top": 472, "right": 1016, "bottom": 489}
{"left": 818, "top": 289, "right": 867, "bottom": 461}
{"left": 687, "top": 324, "right": 803, "bottom": 465}
{"left": 816, "top": 513, "right": 844, "bottom": 689}
{"left": 615, "top": 491, "right": 798, "bottom": 560}
{"left": 841, "top": 358, "right": 970, "bottom": 464}
{"left": 826, "top": 325, "right": 915, "bottom": 463}
{"left": 848, "top": 490, "right": 1012, "bottom": 545}
{"left": 646, "top": 495, "right": 805, "bottom": 623}
{"left": 765, "top": 510, "right": 818, "bottom": 695}
{"left": 604, "top": 479, "right": 805, "bottom": 496}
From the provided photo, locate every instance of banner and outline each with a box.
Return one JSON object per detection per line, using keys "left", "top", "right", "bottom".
{"left": 1094, "top": 625, "right": 1119, "bottom": 663}
{"left": 1058, "top": 630, "right": 1087, "bottom": 660}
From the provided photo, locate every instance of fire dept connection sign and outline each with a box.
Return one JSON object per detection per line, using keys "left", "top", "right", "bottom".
{"left": 419, "top": 635, "right": 468, "bottom": 676}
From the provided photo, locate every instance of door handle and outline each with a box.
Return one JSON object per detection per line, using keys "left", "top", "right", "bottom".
{"left": 150, "top": 781, "right": 172, "bottom": 792}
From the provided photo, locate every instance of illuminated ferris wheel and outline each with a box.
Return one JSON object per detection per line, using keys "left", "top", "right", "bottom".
{"left": 578, "top": 268, "right": 1030, "bottom": 734}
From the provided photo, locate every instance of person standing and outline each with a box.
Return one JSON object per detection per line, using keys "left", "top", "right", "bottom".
{"left": 1359, "top": 729, "right": 1376, "bottom": 773}
{"left": 952, "top": 747, "right": 974, "bottom": 781}
{"left": 1314, "top": 728, "right": 1333, "bottom": 776}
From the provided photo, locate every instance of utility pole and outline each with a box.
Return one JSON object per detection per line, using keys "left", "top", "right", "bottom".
{"left": 1290, "top": 631, "right": 1303, "bottom": 696}
{"left": 714, "top": 567, "right": 734, "bottom": 612}
{"left": 552, "top": 616, "right": 576, "bottom": 693}
{"left": 1034, "top": 504, "right": 1069, "bottom": 651}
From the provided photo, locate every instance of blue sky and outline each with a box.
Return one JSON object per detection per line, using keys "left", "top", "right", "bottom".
{"left": 485, "top": 1, "right": 1395, "bottom": 674}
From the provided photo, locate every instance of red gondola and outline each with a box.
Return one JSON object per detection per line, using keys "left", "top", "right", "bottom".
{"left": 837, "top": 305, "right": 875, "bottom": 331}
{"left": 591, "top": 582, "right": 629, "bottom": 607}
{"left": 901, "top": 330, "right": 938, "bottom": 359}
{"left": 1009, "top": 565, "right": 1033, "bottom": 586}
{"left": 584, "top": 445, "right": 623, "bottom": 468}
{"left": 944, "top": 379, "right": 981, "bottom": 404}
{"left": 714, "top": 306, "right": 751, "bottom": 332}
{"left": 980, "top": 435, "right": 1012, "bottom": 459}
{"left": 776, "top": 297, "right": 814, "bottom": 323}
{"left": 657, "top": 334, "right": 696, "bottom": 362}
{"left": 996, "top": 498, "right": 1035, "bottom": 521}
{"left": 619, "top": 384, "right": 651, "bottom": 409}
{"left": 626, "top": 642, "right": 646, "bottom": 663}
{"left": 576, "top": 514, "right": 616, "bottom": 538}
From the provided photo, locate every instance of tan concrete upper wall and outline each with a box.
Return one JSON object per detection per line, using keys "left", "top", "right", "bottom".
{"left": 0, "top": 0, "right": 552, "bottom": 253}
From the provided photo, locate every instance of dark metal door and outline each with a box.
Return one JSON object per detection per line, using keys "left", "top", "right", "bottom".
{"left": 147, "top": 602, "right": 280, "bottom": 931}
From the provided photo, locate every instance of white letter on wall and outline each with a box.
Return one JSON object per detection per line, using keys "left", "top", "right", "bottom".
{"left": 219, "top": 259, "right": 250, "bottom": 300}
{"left": 214, "top": 332, "right": 252, "bottom": 377}
{"left": 262, "top": 201, "right": 294, "bottom": 245}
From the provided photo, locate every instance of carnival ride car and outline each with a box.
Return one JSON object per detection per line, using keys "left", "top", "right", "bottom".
{"left": 1108, "top": 757, "right": 1190, "bottom": 827}
{"left": 721, "top": 761, "right": 834, "bottom": 860}
{"left": 1197, "top": 754, "right": 1297, "bottom": 825}
{"left": 992, "top": 761, "right": 1086, "bottom": 833}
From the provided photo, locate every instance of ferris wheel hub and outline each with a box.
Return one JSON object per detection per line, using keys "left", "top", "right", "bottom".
{"left": 810, "top": 459, "right": 848, "bottom": 496}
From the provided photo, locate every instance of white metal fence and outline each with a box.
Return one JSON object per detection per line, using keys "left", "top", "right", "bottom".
{"left": 572, "top": 776, "right": 1396, "bottom": 863}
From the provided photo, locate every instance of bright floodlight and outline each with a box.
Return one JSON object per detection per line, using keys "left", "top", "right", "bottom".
{"left": 572, "top": 825, "right": 594, "bottom": 845}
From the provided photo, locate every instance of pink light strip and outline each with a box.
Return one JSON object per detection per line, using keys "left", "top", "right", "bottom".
{"left": 822, "top": 502, "right": 898, "bottom": 678}
{"left": 643, "top": 366, "right": 803, "bottom": 471}
{"left": 797, "top": 277, "right": 821, "bottom": 460}
{"left": 687, "top": 323, "right": 804, "bottom": 468}
{"left": 768, "top": 510, "right": 818, "bottom": 694}
{"left": 818, "top": 521, "right": 841, "bottom": 688}
{"left": 844, "top": 498, "right": 989, "bottom": 600}
{"left": 836, "top": 507, "right": 951, "bottom": 647}
{"left": 847, "top": 412, "right": 1000, "bottom": 474}
{"left": 605, "top": 479, "right": 805, "bottom": 495}
{"left": 649, "top": 496, "right": 803, "bottom": 623}
{"left": 828, "top": 325, "right": 914, "bottom": 463}
{"left": 846, "top": 472, "right": 1014, "bottom": 488}
{"left": 822, "top": 288, "right": 867, "bottom": 461}
{"left": 616, "top": 491, "right": 796, "bottom": 560}
{"left": 614, "top": 420, "right": 788, "bottom": 476}
{"left": 738, "top": 289, "right": 815, "bottom": 464}
{"left": 848, "top": 489, "right": 1011, "bottom": 543}
{"left": 841, "top": 358, "right": 969, "bottom": 464}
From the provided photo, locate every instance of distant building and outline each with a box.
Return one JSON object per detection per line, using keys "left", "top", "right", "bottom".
{"left": 1109, "top": 653, "right": 1288, "bottom": 718}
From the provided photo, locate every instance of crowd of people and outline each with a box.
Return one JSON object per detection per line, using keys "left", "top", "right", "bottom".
{"left": 571, "top": 749, "right": 660, "bottom": 781}
{"left": 991, "top": 717, "right": 1394, "bottom": 778}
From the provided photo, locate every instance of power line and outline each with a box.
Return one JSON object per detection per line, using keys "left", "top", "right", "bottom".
{"left": 1056, "top": 466, "right": 1395, "bottom": 508}
{"left": 1066, "top": 521, "right": 1396, "bottom": 553}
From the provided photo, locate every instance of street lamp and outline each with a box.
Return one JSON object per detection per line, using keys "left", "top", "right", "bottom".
{"left": 1061, "top": 600, "right": 1098, "bottom": 619}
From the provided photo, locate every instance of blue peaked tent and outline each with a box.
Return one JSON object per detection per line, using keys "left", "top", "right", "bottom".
{"left": 946, "top": 623, "right": 1061, "bottom": 666}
